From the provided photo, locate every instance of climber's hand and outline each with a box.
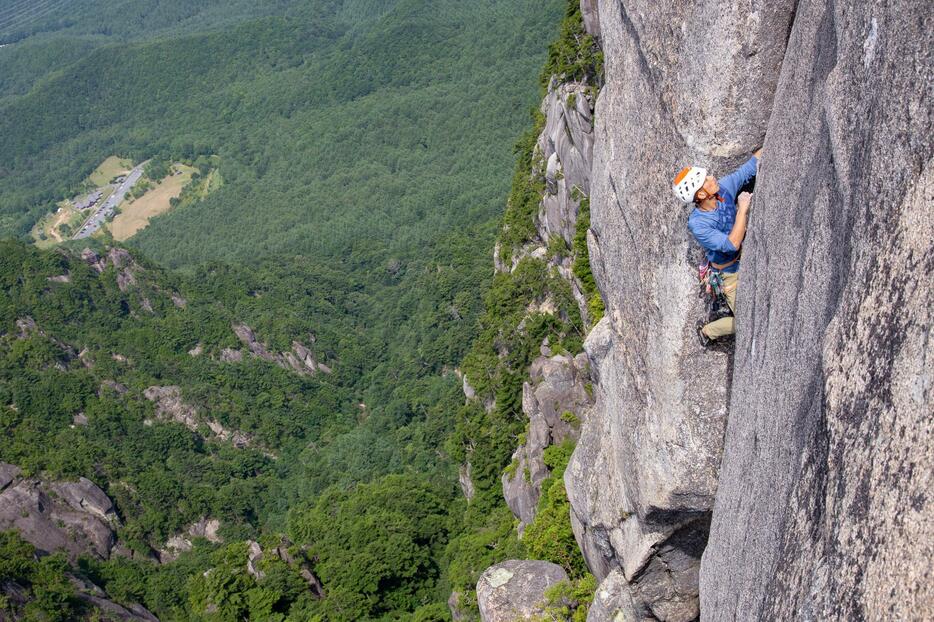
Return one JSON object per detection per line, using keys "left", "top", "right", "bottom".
{"left": 738, "top": 192, "right": 753, "bottom": 212}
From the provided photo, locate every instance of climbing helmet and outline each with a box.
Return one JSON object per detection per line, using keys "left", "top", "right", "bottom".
{"left": 672, "top": 166, "right": 707, "bottom": 203}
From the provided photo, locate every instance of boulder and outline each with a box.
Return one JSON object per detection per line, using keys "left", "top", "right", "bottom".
{"left": 476, "top": 560, "right": 568, "bottom": 622}
{"left": 566, "top": 0, "right": 796, "bottom": 616}
{"left": 15, "top": 316, "right": 38, "bottom": 338}
{"left": 100, "top": 380, "right": 128, "bottom": 395}
{"left": 81, "top": 248, "right": 106, "bottom": 273}
{"left": 220, "top": 348, "right": 243, "bottom": 362}
{"left": 188, "top": 517, "right": 222, "bottom": 542}
{"left": 701, "top": 1, "right": 934, "bottom": 618}
{"left": 0, "top": 467, "right": 118, "bottom": 561}
{"left": 50, "top": 477, "right": 116, "bottom": 521}
{"left": 160, "top": 517, "right": 223, "bottom": 563}
{"left": 246, "top": 540, "right": 264, "bottom": 579}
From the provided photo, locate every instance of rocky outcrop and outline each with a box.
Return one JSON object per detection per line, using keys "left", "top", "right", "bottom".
{"left": 476, "top": 560, "right": 567, "bottom": 622}
{"left": 144, "top": 385, "right": 254, "bottom": 449}
{"left": 458, "top": 463, "right": 475, "bottom": 502}
{"left": 0, "top": 465, "right": 118, "bottom": 561}
{"left": 701, "top": 1, "right": 933, "bottom": 619}
{"left": 82, "top": 247, "right": 139, "bottom": 292}
{"left": 243, "top": 537, "right": 324, "bottom": 597}
{"left": 494, "top": 77, "right": 595, "bottom": 298}
{"left": 225, "top": 323, "right": 332, "bottom": 376}
{"left": 538, "top": 79, "right": 594, "bottom": 247}
{"left": 502, "top": 352, "right": 591, "bottom": 531}
{"left": 11, "top": 316, "right": 78, "bottom": 365}
{"left": 566, "top": 0, "right": 797, "bottom": 618}
{"left": 159, "top": 517, "right": 223, "bottom": 563}
{"left": 1, "top": 574, "right": 159, "bottom": 622}
{"left": 69, "top": 575, "right": 160, "bottom": 621}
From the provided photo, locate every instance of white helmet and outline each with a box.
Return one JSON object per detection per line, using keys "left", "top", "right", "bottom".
{"left": 672, "top": 166, "right": 707, "bottom": 203}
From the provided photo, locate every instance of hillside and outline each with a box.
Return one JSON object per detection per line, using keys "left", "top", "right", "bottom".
{"left": 0, "top": 0, "right": 560, "bottom": 274}
{"left": 0, "top": 231, "right": 502, "bottom": 619}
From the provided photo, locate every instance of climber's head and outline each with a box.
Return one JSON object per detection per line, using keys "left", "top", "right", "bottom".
{"left": 673, "top": 167, "right": 719, "bottom": 207}
{"left": 694, "top": 175, "right": 720, "bottom": 203}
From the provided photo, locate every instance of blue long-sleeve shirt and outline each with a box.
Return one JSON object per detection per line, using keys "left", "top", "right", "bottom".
{"left": 687, "top": 155, "right": 758, "bottom": 273}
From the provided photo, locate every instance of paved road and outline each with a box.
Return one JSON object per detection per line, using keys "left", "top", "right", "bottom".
{"left": 73, "top": 163, "right": 145, "bottom": 239}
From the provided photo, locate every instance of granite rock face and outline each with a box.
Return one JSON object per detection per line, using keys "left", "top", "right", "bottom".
{"left": 701, "top": 1, "right": 934, "bottom": 618}
{"left": 502, "top": 352, "right": 592, "bottom": 532}
{"left": 476, "top": 560, "right": 568, "bottom": 622}
{"left": 566, "top": 0, "right": 796, "bottom": 618}
{"left": 0, "top": 465, "right": 118, "bottom": 561}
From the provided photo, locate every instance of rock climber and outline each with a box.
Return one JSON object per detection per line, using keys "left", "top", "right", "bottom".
{"left": 672, "top": 149, "right": 761, "bottom": 345}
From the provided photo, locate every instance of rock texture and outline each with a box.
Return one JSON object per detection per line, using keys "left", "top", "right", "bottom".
{"left": 502, "top": 352, "right": 591, "bottom": 531}
{"left": 0, "top": 465, "right": 118, "bottom": 561}
{"left": 701, "top": 1, "right": 934, "bottom": 619}
{"left": 566, "top": 0, "right": 796, "bottom": 618}
{"left": 476, "top": 560, "right": 568, "bottom": 622}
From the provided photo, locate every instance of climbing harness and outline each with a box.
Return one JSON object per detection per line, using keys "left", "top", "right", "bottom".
{"left": 698, "top": 261, "right": 733, "bottom": 319}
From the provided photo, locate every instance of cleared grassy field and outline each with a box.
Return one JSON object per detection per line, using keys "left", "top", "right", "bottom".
{"left": 110, "top": 164, "right": 195, "bottom": 241}
{"left": 89, "top": 156, "right": 132, "bottom": 187}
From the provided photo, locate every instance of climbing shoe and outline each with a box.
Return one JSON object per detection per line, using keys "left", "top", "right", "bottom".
{"left": 696, "top": 322, "right": 713, "bottom": 348}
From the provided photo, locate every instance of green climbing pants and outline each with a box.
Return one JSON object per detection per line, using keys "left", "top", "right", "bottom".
{"left": 703, "top": 270, "right": 738, "bottom": 340}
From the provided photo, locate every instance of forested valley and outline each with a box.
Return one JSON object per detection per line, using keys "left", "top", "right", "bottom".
{"left": 0, "top": 0, "right": 600, "bottom": 619}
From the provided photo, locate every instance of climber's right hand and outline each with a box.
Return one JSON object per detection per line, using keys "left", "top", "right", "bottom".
{"left": 738, "top": 192, "right": 752, "bottom": 212}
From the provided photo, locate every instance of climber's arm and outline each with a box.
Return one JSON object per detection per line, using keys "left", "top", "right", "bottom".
{"left": 727, "top": 192, "right": 752, "bottom": 250}
{"left": 719, "top": 154, "right": 760, "bottom": 201}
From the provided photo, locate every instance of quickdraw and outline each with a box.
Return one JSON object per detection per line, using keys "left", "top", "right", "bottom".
{"left": 697, "top": 261, "right": 725, "bottom": 299}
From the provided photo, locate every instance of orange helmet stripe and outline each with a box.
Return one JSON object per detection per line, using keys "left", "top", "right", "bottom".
{"left": 673, "top": 167, "right": 692, "bottom": 186}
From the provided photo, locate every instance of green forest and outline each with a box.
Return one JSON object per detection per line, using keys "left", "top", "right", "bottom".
{"left": 0, "top": 0, "right": 603, "bottom": 619}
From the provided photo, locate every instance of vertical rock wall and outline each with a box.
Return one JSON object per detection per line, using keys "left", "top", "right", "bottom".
{"left": 701, "top": 1, "right": 933, "bottom": 619}
{"left": 565, "top": 0, "right": 796, "bottom": 619}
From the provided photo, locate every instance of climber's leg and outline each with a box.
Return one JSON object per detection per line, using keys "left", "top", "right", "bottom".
{"left": 702, "top": 271, "right": 738, "bottom": 340}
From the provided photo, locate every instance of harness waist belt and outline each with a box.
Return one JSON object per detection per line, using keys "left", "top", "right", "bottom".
{"left": 710, "top": 254, "right": 740, "bottom": 270}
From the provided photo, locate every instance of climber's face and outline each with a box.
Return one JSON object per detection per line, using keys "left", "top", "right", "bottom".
{"left": 695, "top": 175, "right": 720, "bottom": 202}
